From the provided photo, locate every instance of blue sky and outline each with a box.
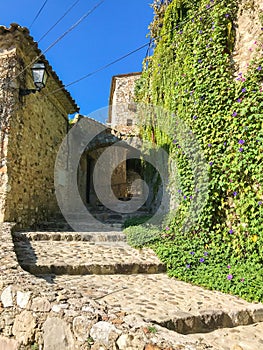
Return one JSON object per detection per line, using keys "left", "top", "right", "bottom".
{"left": 0, "top": 0, "right": 153, "bottom": 122}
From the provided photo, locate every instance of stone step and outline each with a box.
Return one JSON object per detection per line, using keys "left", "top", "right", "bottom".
{"left": 13, "top": 231, "right": 127, "bottom": 242}
{"left": 36, "top": 273, "right": 263, "bottom": 336}
{"left": 14, "top": 240, "right": 166, "bottom": 275}
{"left": 35, "top": 221, "right": 123, "bottom": 232}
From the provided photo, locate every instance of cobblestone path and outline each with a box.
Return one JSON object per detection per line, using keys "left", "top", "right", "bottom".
{"left": 13, "top": 225, "right": 263, "bottom": 350}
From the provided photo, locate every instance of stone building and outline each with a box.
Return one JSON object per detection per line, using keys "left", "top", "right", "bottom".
{"left": 107, "top": 72, "right": 141, "bottom": 132}
{"left": 0, "top": 24, "right": 79, "bottom": 227}
{"left": 75, "top": 72, "right": 144, "bottom": 210}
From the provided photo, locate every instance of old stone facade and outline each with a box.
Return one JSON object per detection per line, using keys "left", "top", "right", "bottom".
{"left": 0, "top": 24, "right": 78, "bottom": 227}
{"left": 108, "top": 72, "right": 141, "bottom": 132}
{"left": 234, "top": 0, "right": 263, "bottom": 73}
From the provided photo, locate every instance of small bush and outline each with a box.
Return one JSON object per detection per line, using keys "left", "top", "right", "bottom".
{"left": 123, "top": 215, "right": 153, "bottom": 228}
{"left": 124, "top": 225, "right": 161, "bottom": 248}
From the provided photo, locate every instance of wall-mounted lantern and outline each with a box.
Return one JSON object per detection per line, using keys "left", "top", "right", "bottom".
{"left": 20, "top": 61, "right": 48, "bottom": 96}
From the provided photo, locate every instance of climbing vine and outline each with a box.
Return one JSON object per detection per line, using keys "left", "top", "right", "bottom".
{"left": 134, "top": 0, "right": 263, "bottom": 300}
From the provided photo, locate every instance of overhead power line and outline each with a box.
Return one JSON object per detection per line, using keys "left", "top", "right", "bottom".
{"left": 29, "top": 0, "right": 49, "bottom": 29}
{"left": 42, "top": 0, "right": 104, "bottom": 55}
{"left": 45, "top": 0, "right": 226, "bottom": 97}
{"left": 38, "top": 0, "right": 82, "bottom": 43}
{"left": 13, "top": 0, "right": 104, "bottom": 83}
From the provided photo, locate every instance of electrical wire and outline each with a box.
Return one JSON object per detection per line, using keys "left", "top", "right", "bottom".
{"left": 29, "top": 0, "right": 49, "bottom": 29}
{"left": 7, "top": 0, "right": 226, "bottom": 116}
{"left": 42, "top": 0, "right": 104, "bottom": 55}
{"left": 44, "top": 0, "right": 226, "bottom": 97}
{"left": 38, "top": 0, "right": 82, "bottom": 43}
{"left": 44, "top": 41, "right": 150, "bottom": 99}
{"left": 13, "top": 0, "right": 104, "bottom": 83}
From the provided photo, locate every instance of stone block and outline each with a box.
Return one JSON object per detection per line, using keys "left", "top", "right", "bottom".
{"left": 73, "top": 316, "right": 93, "bottom": 342}
{"left": 12, "top": 310, "right": 36, "bottom": 345}
{"left": 31, "top": 297, "right": 51, "bottom": 312}
{"left": 0, "top": 335, "right": 18, "bottom": 350}
{"left": 17, "top": 291, "right": 31, "bottom": 309}
{"left": 1, "top": 286, "right": 13, "bottom": 308}
{"left": 42, "top": 317, "right": 75, "bottom": 350}
{"left": 90, "top": 321, "right": 121, "bottom": 346}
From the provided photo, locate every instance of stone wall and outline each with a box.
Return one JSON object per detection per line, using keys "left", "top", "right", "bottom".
{"left": 108, "top": 73, "right": 141, "bottom": 131}
{"left": 0, "top": 223, "right": 181, "bottom": 350}
{"left": 0, "top": 25, "right": 78, "bottom": 227}
{"left": 234, "top": 0, "right": 263, "bottom": 73}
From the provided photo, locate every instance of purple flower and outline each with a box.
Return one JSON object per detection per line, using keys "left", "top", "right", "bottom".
{"left": 158, "top": 64, "right": 161, "bottom": 67}
{"left": 206, "top": 4, "right": 210, "bottom": 8}
{"left": 237, "top": 98, "right": 242, "bottom": 103}
{"left": 183, "top": 195, "right": 187, "bottom": 200}
{"left": 199, "top": 30, "right": 203, "bottom": 34}
{"left": 209, "top": 161, "right": 213, "bottom": 166}
{"left": 224, "top": 142, "right": 227, "bottom": 146}
{"left": 229, "top": 229, "right": 234, "bottom": 234}
{"left": 178, "top": 189, "right": 182, "bottom": 193}
{"left": 225, "top": 14, "right": 229, "bottom": 18}
{"left": 233, "top": 191, "right": 238, "bottom": 197}
{"left": 232, "top": 112, "right": 237, "bottom": 117}
{"left": 173, "top": 140, "right": 177, "bottom": 144}
{"left": 227, "top": 274, "right": 233, "bottom": 280}
{"left": 165, "top": 226, "right": 170, "bottom": 231}
{"left": 238, "top": 139, "right": 245, "bottom": 145}
{"left": 199, "top": 258, "right": 205, "bottom": 263}
{"left": 258, "top": 201, "right": 263, "bottom": 205}
{"left": 200, "top": 17, "right": 203, "bottom": 21}
{"left": 204, "top": 252, "right": 208, "bottom": 256}
{"left": 186, "top": 264, "right": 191, "bottom": 268}
{"left": 227, "top": 264, "right": 231, "bottom": 269}
{"left": 198, "top": 59, "right": 202, "bottom": 63}
{"left": 241, "top": 278, "right": 245, "bottom": 282}
{"left": 190, "top": 251, "right": 195, "bottom": 255}
{"left": 257, "top": 66, "right": 262, "bottom": 71}
{"left": 179, "top": 30, "right": 183, "bottom": 34}
{"left": 189, "top": 195, "right": 193, "bottom": 200}
{"left": 242, "top": 88, "right": 246, "bottom": 93}
{"left": 238, "top": 147, "right": 244, "bottom": 152}
{"left": 193, "top": 115, "right": 197, "bottom": 120}
{"left": 208, "top": 143, "right": 212, "bottom": 147}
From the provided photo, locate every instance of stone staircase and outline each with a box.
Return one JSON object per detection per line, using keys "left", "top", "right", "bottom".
{"left": 10, "top": 215, "right": 263, "bottom": 345}
{"left": 12, "top": 207, "right": 165, "bottom": 276}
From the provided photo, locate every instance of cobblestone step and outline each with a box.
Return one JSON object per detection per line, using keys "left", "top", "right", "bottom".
{"left": 13, "top": 231, "right": 127, "bottom": 242}
{"left": 37, "top": 273, "right": 263, "bottom": 337}
{"left": 13, "top": 240, "right": 166, "bottom": 275}
{"left": 35, "top": 221, "right": 123, "bottom": 232}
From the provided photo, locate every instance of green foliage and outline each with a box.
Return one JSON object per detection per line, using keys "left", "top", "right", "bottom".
{"left": 86, "top": 336, "right": 94, "bottom": 348}
{"left": 134, "top": 0, "right": 263, "bottom": 301}
{"left": 123, "top": 215, "right": 153, "bottom": 228}
{"left": 154, "top": 229, "right": 263, "bottom": 302}
{"left": 31, "top": 344, "right": 39, "bottom": 350}
{"left": 147, "top": 325, "right": 158, "bottom": 334}
{"left": 124, "top": 225, "right": 161, "bottom": 248}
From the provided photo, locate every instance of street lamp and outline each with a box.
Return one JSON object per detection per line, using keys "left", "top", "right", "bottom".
{"left": 20, "top": 61, "right": 48, "bottom": 96}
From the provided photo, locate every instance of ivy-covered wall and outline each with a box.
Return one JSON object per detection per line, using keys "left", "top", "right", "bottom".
{"left": 135, "top": 0, "right": 263, "bottom": 262}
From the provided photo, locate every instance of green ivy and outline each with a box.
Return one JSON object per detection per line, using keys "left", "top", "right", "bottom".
{"left": 135, "top": 0, "right": 263, "bottom": 300}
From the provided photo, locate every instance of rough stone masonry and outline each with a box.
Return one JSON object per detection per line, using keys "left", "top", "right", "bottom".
{"left": 0, "top": 24, "right": 78, "bottom": 228}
